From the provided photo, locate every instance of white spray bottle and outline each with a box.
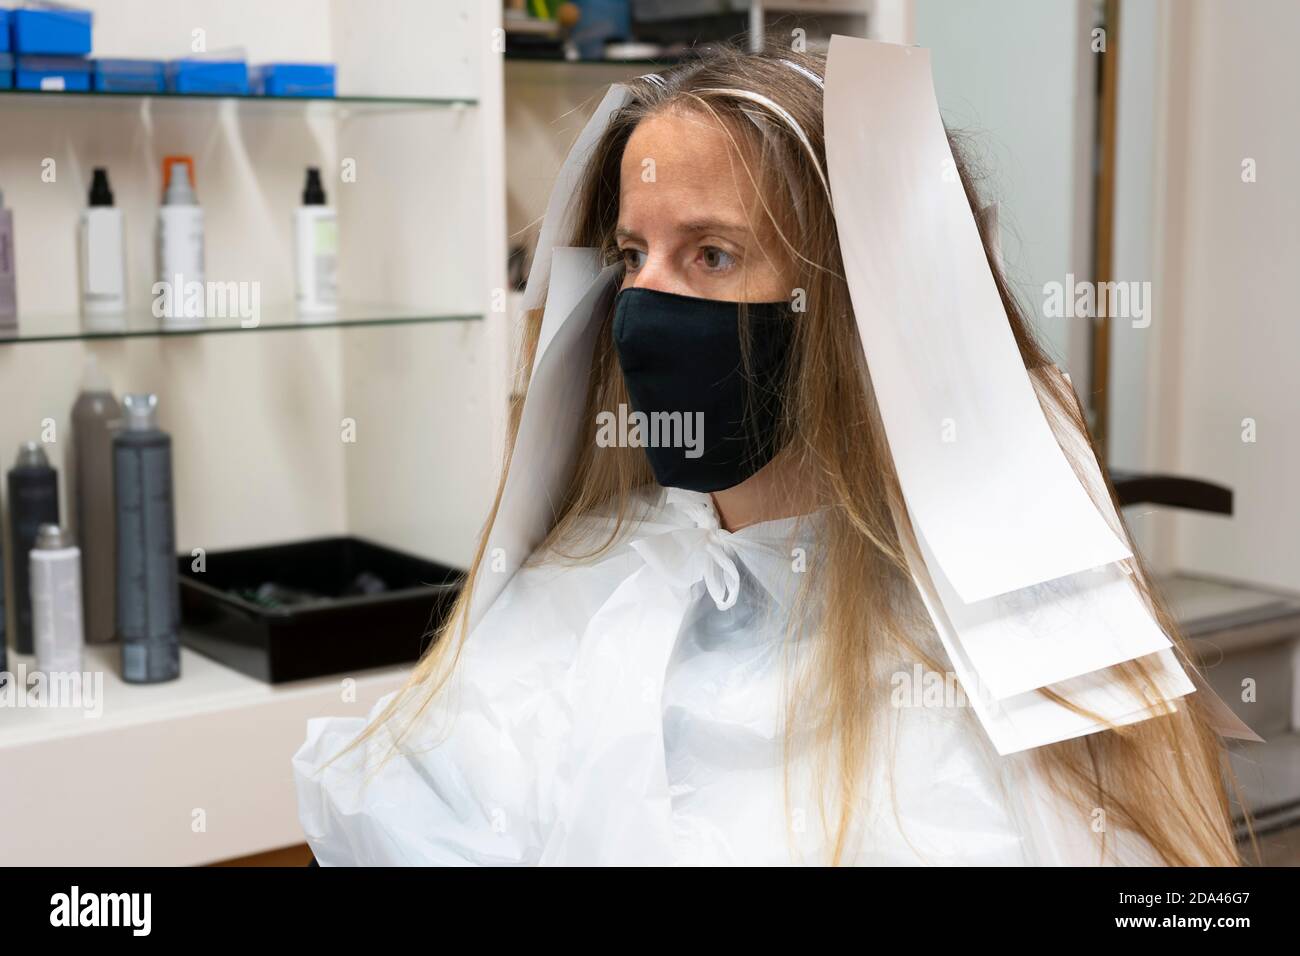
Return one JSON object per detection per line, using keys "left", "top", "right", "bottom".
{"left": 80, "top": 168, "right": 127, "bottom": 329}
{"left": 156, "top": 155, "right": 205, "bottom": 330}
{"left": 294, "top": 167, "right": 338, "bottom": 318}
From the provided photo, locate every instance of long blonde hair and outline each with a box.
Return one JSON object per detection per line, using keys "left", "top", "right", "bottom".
{"left": 334, "top": 43, "right": 1251, "bottom": 866}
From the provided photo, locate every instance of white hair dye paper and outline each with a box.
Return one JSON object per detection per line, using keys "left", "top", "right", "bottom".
{"left": 890, "top": 376, "right": 1193, "bottom": 753}
{"left": 897, "top": 501, "right": 1193, "bottom": 755}
{"left": 523, "top": 84, "right": 631, "bottom": 319}
{"left": 467, "top": 84, "right": 632, "bottom": 629}
{"left": 824, "top": 35, "right": 1131, "bottom": 604}
{"left": 468, "top": 252, "right": 620, "bottom": 629}
{"left": 911, "top": 363, "right": 1173, "bottom": 698}
{"left": 914, "top": 524, "right": 1174, "bottom": 700}
{"left": 535, "top": 244, "right": 605, "bottom": 367}
{"left": 903, "top": 363, "right": 1258, "bottom": 749}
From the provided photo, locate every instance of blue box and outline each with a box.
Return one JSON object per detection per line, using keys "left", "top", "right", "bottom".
{"left": 0, "top": 51, "right": 12, "bottom": 88}
{"left": 251, "top": 62, "right": 335, "bottom": 98}
{"left": 93, "top": 57, "right": 164, "bottom": 93}
{"left": 0, "top": 10, "right": 11, "bottom": 54}
{"left": 165, "top": 57, "right": 248, "bottom": 95}
{"left": 10, "top": 6, "right": 92, "bottom": 56}
{"left": 15, "top": 53, "right": 90, "bottom": 90}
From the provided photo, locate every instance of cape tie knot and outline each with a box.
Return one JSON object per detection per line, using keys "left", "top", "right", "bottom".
{"left": 630, "top": 490, "right": 741, "bottom": 610}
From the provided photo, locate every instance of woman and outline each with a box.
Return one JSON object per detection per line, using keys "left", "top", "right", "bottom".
{"left": 293, "top": 42, "right": 1246, "bottom": 866}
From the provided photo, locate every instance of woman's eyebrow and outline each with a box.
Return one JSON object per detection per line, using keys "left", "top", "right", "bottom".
{"left": 615, "top": 218, "right": 752, "bottom": 241}
{"left": 679, "top": 217, "right": 752, "bottom": 236}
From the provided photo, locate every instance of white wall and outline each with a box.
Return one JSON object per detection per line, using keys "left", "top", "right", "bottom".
{"left": 332, "top": 1, "right": 505, "bottom": 568}
{"left": 914, "top": 0, "right": 1095, "bottom": 380}
{"left": 1149, "top": 0, "right": 1300, "bottom": 592}
{"left": 1106, "top": 0, "right": 1162, "bottom": 560}
{"left": 1108, "top": 0, "right": 1158, "bottom": 471}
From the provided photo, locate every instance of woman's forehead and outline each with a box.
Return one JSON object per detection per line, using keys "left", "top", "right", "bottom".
{"left": 618, "top": 110, "right": 765, "bottom": 233}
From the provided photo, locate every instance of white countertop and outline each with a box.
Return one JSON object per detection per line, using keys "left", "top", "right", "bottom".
{"left": 0, "top": 641, "right": 409, "bottom": 866}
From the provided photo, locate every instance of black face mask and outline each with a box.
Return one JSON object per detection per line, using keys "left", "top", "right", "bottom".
{"left": 611, "top": 287, "right": 794, "bottom": 493}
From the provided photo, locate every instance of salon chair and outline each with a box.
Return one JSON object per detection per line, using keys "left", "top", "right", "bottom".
{"left": 1111, "top": 469, "right": 1300, "bottom": 860}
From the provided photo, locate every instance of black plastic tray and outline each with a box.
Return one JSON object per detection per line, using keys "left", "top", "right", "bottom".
{"left": 178, "top": 536, "right": 463, "bottom": 683}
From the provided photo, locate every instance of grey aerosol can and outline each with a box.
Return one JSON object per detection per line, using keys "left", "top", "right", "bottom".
{"left": 30, "top": 523, "right": 84, "bottom": 676}
{"left": 113, "top": 394, "right": 180, "bottom": 683}
{"left": 70, "top": 356, "right": 121, "bottom": 644}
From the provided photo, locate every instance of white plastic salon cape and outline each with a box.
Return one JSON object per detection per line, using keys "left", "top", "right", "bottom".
{"left": 295, "top": 480, "right": 1162, "bottom": 866}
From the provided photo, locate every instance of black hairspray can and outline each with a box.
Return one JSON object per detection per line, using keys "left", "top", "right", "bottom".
{"left": 7, "top": 442, "right": 59, "bottom": 655}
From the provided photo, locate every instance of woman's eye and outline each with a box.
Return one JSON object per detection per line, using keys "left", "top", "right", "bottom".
{"left": 620, "top": 248, "right": 646, "bottom": 271}
{"left": 699, "top": 246, "right": 736, "bottom": 272}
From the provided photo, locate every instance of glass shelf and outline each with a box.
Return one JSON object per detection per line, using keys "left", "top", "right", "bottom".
{"left": 0, "top": 303, "right": 481, "bottom": 345}
{"left": 0, "top": 88, "right": 476, "bottom": 117}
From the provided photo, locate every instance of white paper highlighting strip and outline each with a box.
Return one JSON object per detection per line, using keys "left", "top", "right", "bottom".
{"left": 914, "top": 524, "right": 1172, "bottom": 700}
{"left": 823, "top": 35, "right": 1131, "bottom": 603}
{"left": 469, "top": 254, "right": 622, "bottom": 629}
{"left": 898, "top": 504, "right": 1192, "bottom": 755}
{"left": 908, "top": 363, "right": 1170, "bottom": 700}
{"left": 523, "top": 84, "right": 631, "bottom": 318}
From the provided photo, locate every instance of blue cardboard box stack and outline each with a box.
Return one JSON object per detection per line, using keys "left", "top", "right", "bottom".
{"left": 0, "top": 5, "right": 335, "bottom": 97}
{"left": 6, "top": 4, "right": 94, "bottom": 91}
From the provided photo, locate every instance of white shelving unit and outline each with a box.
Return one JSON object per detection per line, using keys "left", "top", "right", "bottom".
{"left": 0, "top": 645, "right": 408, "bottom": 865}
{"left": 0, "top": 0, "right": 508, "bottom": 865}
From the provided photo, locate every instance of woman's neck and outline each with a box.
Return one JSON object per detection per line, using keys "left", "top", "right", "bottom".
{"left": 709, "top": 450, "right": 819, "bottom": 532}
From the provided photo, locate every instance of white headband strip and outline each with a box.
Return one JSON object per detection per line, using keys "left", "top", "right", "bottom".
{"left": 778, "top": 57, "right": 824, "bottom": 88}
{"left": 692, "top": 86, "right": 830, "bottom": 199}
